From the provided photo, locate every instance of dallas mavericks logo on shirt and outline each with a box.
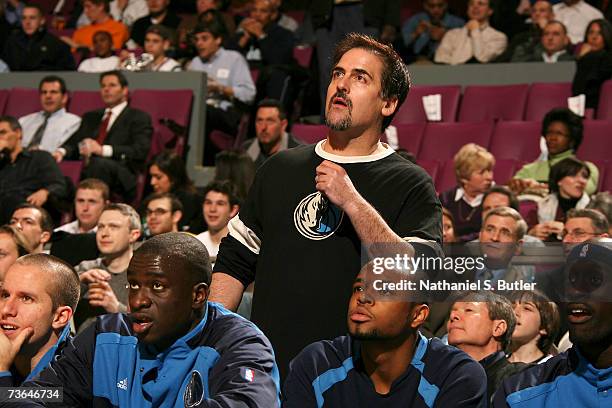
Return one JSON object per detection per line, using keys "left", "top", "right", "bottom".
{"left": 293, "top": 192, "right": 344, "bottom": 240}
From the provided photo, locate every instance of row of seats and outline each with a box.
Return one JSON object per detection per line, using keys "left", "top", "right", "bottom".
{"left": 0, "top": 87, "right": 193, "bottom": 160}
{"left": 387, "top": 81, "right": 612, "bottom": 124}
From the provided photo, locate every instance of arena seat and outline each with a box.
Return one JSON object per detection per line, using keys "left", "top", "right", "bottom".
{"left": 596, "top": 80, "right": 612, "bottom": 120}
{"left": 436, "top": 160, "right": 458, "bottom": 193}
{"left": 525, "top": 82, "right": 572, "bottom": 121}
{"left": 458, "top": 84, "right": 529, "bottom": 122}
{"left": 58, "top": 160, "right": 83, "bottom": 186}
{"left": 576, "top": 120, "right": 612, "bottom": 162}
{"left": 0, "top": 89, "right": 9, "bottom": 115}
{"left": 493, "top": 159, "right": 519, "bottom": 185}
{"left": 68, "top": 90, "right": 104, "bottom": 116}
{"left": 5, "top": 88, "right": 40, "bottom": 118}
{"left": 490, "top": 121, "right": 541, "bottom": 162}
{"left": 602, "top": 161, "right": 612, "bottom": 192}
{"left": 394, "top": 123, "right": 426, "bottom": 155}
{"left": 393, "top": 85, "right": 461, "bottom": 124}
{"left": 293, "top": 46, "right": 313, "bottom": 68}
{"left": 417, "top": 122, "right": 494, "bottom": 160}
{"left": 590, "top": 160, "right": 608, "bottom": 192}
{"left": 416, "top": 159, "right": 440, "bottom": 186}
{"left": 291, "top": 124, "right": 328, "bottom": 144}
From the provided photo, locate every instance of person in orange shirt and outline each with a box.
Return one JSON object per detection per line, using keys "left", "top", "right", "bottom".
{"left": 62, "top": 0, "right": 129, "bottom": 50}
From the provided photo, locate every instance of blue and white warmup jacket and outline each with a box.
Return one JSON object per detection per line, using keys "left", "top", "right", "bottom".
{"left": 282, "top": 332, "right": 487, "bottom": 408}
{"left": 493, "top": 346, "right": 612, "bottom": 407}
{"left": 4, "top": 302, "right": 280, "bottom": 407}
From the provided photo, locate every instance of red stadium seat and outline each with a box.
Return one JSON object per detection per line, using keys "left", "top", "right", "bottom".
{"left": 458, "top": 84, "right": 529, "bottom": 122}
{"left": 293, "top": 46, "right": 313, "bottom": 68}
{"left": 596, "top": 80, "right": 612, "bottom": 120}
{"left": 490, "top": 121, "right": 542, "bottom": 162}
{"left": 0, "top": 89, "right": 9, "bottom": 115}
{"left": 5, "top": 88, "right": 40, "bottom": 117}
{"left": 576, "top": 120, "right": 612, "bottom": 162}
{"left": 590, "top": 160, "right": 608, "bottom": 192}
{"left": 416, "top": 159, "right": 440, "bottom": 185}
{"left": 417, "top": 122, "right": 494, "bottom": 160}
{"left": 602, "top": 161, "right": 612, "bottom": 192}
{"left": 436, "top": 160, "right": 458, "bottom": 193}
{"left": 394, "top": 123, "right": 426, "bottom": 155}
{"left": 393, "top": 85, "right": 461, "bottom": 124}
{"left": 525, "top": 82, "right": 572, "bottom": 121}
{"left": 58, "top": 160, "right": 83, "bottom": 186}
{"left": 284, "top": 10, "right": 305, "bottom": 24}
{"left": 493, "top": 159, "right": 519, "bottom": 185}
{"left": 68, "top": 90, "right": 104, "bottom": 116}
{"left": 291, "top": 124, "right": 328, "bottom": 144}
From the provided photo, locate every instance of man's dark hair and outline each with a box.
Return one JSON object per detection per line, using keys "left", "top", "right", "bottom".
{"left": 587, "top": 192, "right": 612, "bottom": 226}
{"left": 135, "top": 232, "right": 212, "bottom": 285}
{"left": 331, "top": 33, "right": 411, "bottom": 131}
{"left": 546, "top": 20, "right": 568, "bottom": 36}
{"left": 15, "top": 253, "right": 80, "bottom": 311}
{"left": 452, "top": 291, "right": 516, "bottom": 351}
{"left": 256, "top": 98, "right": 286, "bottom": 120}
{"left": 483, "top": 185, "right": 520, "bottom": 212}
{"left": 93, "top": 30, "right": 113, "bottom": 44}
{"left": 193, "top": 19, "right": 226, "bottom": 39}
{"left": 567, "top": 208, "right": 610, "bottom": 235}
{"left": 23, "top": 3, "right": 45, "bottom": 16}
{"left": 77, "top": 178, "right": 110, "bottom": 201}
{"left": 584, "top": 19, "right": 612, "bottom": 52}
{"left": 144, "top": 192, "right": 184, "bottom": 213}
{"left": 549, "top": 157, "right": 590, "bottom": 195}
{"left": 38, "top": 75, "right": 68, "bottom": 95}
{"left": 100, "top": 70, "right": 128, "bottom": 88}
{"left": 13, "top": 203, "right": 54, "bottom": 233}
{"left": 542, "top": 108, "right": 583, "bottom": 152}
{"left": 146, "top": 24, "right": 172, "bottom": 41}
{"left": 150, "top": 151, "right": 196, "bottom": 193}
{"left": 0, "top": 116, "right": 22, "bottom": 132}
{"left": 203, "top": 180, "right": 241, "bottom": 208}
{"left": 84, "top": 0, "right": 110, "bottom": 13}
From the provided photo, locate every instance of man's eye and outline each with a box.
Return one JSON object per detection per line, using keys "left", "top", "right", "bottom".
{"left": 128, "top": 283, "right": 139, "bottom": 290}
{"left": 152, "top": 282, "right": 165, "bottom": 291}
{"left": 353, "top": 285, "right": 363, "bottom": 293}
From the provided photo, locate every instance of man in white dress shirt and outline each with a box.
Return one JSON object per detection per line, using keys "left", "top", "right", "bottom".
{"left": 18, "top": 76, "right": 81, "bottom": 154}
{"left": 554, "top": 0, "right": 604, "bottom": 44}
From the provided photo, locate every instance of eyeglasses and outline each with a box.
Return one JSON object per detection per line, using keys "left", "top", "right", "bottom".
{"left": 561, "top": 230, "right": 597, "bottom": 240}
{"left": 146, "top": 208, "right": 171, "bottom": 216}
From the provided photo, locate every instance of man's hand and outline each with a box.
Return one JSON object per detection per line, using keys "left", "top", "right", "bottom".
{"left": 0, "top": 327, "right": 34, "bottom": 372}
{"left": 529, "top": 221, "right": 563, "bottom": 241}
{"left": 88, "top": 281, "right": 120, "bottom": 313}
{"left": 429, "top": 25, "right": 446, "bottom": 41}
{"left": 466, "top": 20, "right": 480, "bottom": 33}
{"left": 414, "top": 20, "right": 429, "bottom": 37}
{"left": 578, "top": 43, "right": 592, "bottom": 58}
{"left": 79, "top": 269, "right": 111, "bottom": 284}
{"left": 508, "top": 178, "right": 546, "bottom": 194}
{"left": 26, "top": 189, "right": 49, "bottom": 206}
{"left": 315, "top": 161, "right": 360, "bottom": 210}
{"left": 52, "top": 150, "right": 64, "bottom": 163}
{"left": 79, "top": 138, "right": 103, "bottom": 157}
{"left": 241, "top": 18, "right": 265, "bottom": 38}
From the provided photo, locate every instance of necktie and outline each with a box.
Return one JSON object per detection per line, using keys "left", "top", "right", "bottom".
{"left": 96, "top": 110, "right": 112, "bottom": 145}
{"left": 27, "top": 112, "right": 51, "bottom": 149}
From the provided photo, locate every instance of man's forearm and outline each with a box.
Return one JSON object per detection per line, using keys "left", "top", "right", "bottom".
{"left": 209, "top": 272, "right": 246, "bottom": 311}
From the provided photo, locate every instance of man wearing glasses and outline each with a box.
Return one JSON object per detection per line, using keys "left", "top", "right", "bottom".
{"left": 143, "top": 192, "right": 183, "bottom": 237}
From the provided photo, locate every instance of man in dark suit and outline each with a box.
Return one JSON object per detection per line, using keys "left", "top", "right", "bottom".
{"left": 54, "top": 71, "right": 152, "bottom": 203}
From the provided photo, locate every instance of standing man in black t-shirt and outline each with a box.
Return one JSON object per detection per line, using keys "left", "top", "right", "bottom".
{"left": 210, "top": 33, "right": 442, "bottom": 377}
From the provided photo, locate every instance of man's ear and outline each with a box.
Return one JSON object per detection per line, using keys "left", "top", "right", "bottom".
{"left": 280, "top": 118, "right": 288, "bottom": 133}
{"left": 172, "top": 210, "right": 183, "bottom": 225}
{"left": 514, "top": 239, "right": 524, "bottom": 256}
{"left": 130, "top": 228, "right": 141, "bottom": 243}
{"left": 381, "top": 97, "right": 399, "bottom": 119}
{"left": 51, "top": 306, "right": 73, "bottom": 330}
{"left": 230, "top": 205, "right": 239, "bottom": 218}
{"left": 193, "top": 283, "right": 209, "bottom": 309}
{"left": 492, "top": 319, "right": 508, "bottom": 341}
{"left": 410, "top": 303, "right": 430, "bottom": 329}
{"left": 40, "top": 230, "right": 51, "bottom": 245}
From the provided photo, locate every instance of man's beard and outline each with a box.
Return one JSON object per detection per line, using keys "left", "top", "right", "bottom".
{"left": 351, "top": 328, "right": 385, "bottom": 341}
{"left": 325, "top": 91, "right": 352, "bottom": 131}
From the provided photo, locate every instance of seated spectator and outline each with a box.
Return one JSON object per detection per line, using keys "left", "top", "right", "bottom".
{"left": 130, "top": 0, "right": 181, "bottom": 48}
{"left": 66, "top": 0, "right": 129, "bottom": 50}
{"left": 74, "top": 203, "right": 141, "bottom": 332}
{"left": 18, "top": 76, "right": 81, "bottom": 153}
{"left": 511, "top": 108, "right": 599, "bottom": 196}
{"left": 177, "top": 0, "right": 235, "bottom": 49}
{"left": 0, "top": 254, "right": 79, "bottom": 384}
{"left": 283, "top": 263, "right": 488, "bottom": 406}
{"left": 143, "top": 192, "right": 182, "bottom": 236}
{"left": 513, "top": 20, "right": 573, "bottom": 62}
{"left": 448, "top": 291, "right": 528, "bottom": 402}
{"left": 54, "top": 71, "right": 153, "bottom": 203}
{"left": 242, "top": 99, "right": 303, "bottom": 169}
{"left": 16, "top": 233, "right": 280, "bottom": 406}
{"left": 196, "top": 180, "right": 239, "bottom": 265}
{"left": 587, "top": 192, "right": 612, "bottom": 235}
{"left": 553, "top": 0, "right": 604, "bottom": 44}
{"left": 2, "top": 4, "right": 75, "bottom": 71}
{"left": 228, "top": 0, "right": 294, "bottom": 100}
{"left": 269, "top": 0, "right": 297, "bottom": 33}
{"left": 434, "top": 0, "right": 507, "bottom": 65}
{"left": 442, "top": 206, "right": 457, "bottom": 243}
{"left": 78, "top": 0, "right": 149, "bottom": 28}
{"left": 148, "top": 151, "right": 202, "bottom": 232}
{"left": 483, "top": 185, "right": 520, "bottom": 214}
{"left": 77, "top": 30, "right": 120, "bottom": 72}
{"left": 3, "top": 0, "right": 24, "bottom": 29}
{"left": 9, "top": 204, "right": 53, "bottom": 254}
{"left": 0, "top": 116, "right": 68, "bottom": 224}
{"left": 494, "top": 242, "right": 612, "bottom": 407}
{"left": 402, "top": 0, "right": 464, "bottom": 62}
{"left": 0, "top": 225, "right": 28, "bottom": 280}
{"left": 439, "top": 143, "right": 494, "bottom": 242}
{"left": 507, "top": 289, "right": 560, "bottom": 365}
{"left": 497, "top": 0, "right": 555, "bottom": 63}
{"left": 143, "top": 24, "right": 180, "bottom": 71}
{"left": 572, "top": 18, "right": 612, "bottom": 110}
{"left": 188, "top": 21, "right": 256, "bottom": 164}
{"left": 55, "top": 178, "right": 109, "bottom": 234}
{"left": 530, "top": 157, "right": 591, "bottom": 241}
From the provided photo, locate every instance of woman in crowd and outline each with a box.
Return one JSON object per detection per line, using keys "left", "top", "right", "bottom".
{"left": 442, "top": 207, "right": 457, "bottom": 243}
{"left": 0, "top": 225, "right": 29, "bottom": 280}
{"left": 572, "top": 19, "right": 612, "bottom": 110}
{"left": 439, "top": 143, "right": 494, "bottom": 242}
{"left": 511, "top": 108, "right": 599, "bottom": 196}
{"left": 508, "top": 290, "right": 560, "bottom": 364}
{"left": 149, "top": 150, "right": 203, "bottom": 232}
{"left": 529, "top": 157, "right": 591, "bottom": 241}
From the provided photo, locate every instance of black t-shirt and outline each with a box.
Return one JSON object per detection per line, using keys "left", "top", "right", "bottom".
{"left": 214, "top": 142, "right": 442, "bottom": 376}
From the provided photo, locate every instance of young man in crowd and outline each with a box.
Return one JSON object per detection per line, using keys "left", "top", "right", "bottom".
{"left": 144, "top": 192, "right": 183, "bottom": 237}
{"left": 9, "top": 205, "right": 53, "bottom": 255}
{"left": 56, "top": 179, "right": 109, "bottom": 235}
{"left": 77, "top": 31, "right": 120, "bottom": 73}
{"left": 67, "top": 0, "right": 129, "bottom": 50}
{"left": 514, "top": 20, "right": 573, "bottom": 63}
{"left": 143, "top": 24, "right": 181, "bottom": 71}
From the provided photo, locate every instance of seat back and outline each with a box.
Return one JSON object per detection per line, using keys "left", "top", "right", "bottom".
{"left": 394, "top": 123, "right": 426, "bottom": 155}
{"left": 393, "top": 85, "right": 461, "bottom": 124}
{"left": 418, "top": 122, "right": 494, "bottom": 160}
{"left": 458, "top": 84, "right": 529, "bottom": 122}
{"left": 58, "top": 160, "right": 84, "bottom": 186}
{"left": 490, "top": 121, "right": 542, "bottom": 162}
{"left": 576, "top": 120, "right": 612, "bottom": 162}
{"left": 596, "top": 80, "right": 612, "bottom": 120}
{"left": 68, "top": 90, "right": 104, "bottom": 116}
{"left": 5, "top": 88, "right": 40, "bottom": 117}
{"left": 0, "top": 89, "right": 9, "bottom": 115}
{"left": 290, "top": 124, "right": 328, "bottom": 144}
{"left": 525, "top": 82, "right": 572, "bottom": 121}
